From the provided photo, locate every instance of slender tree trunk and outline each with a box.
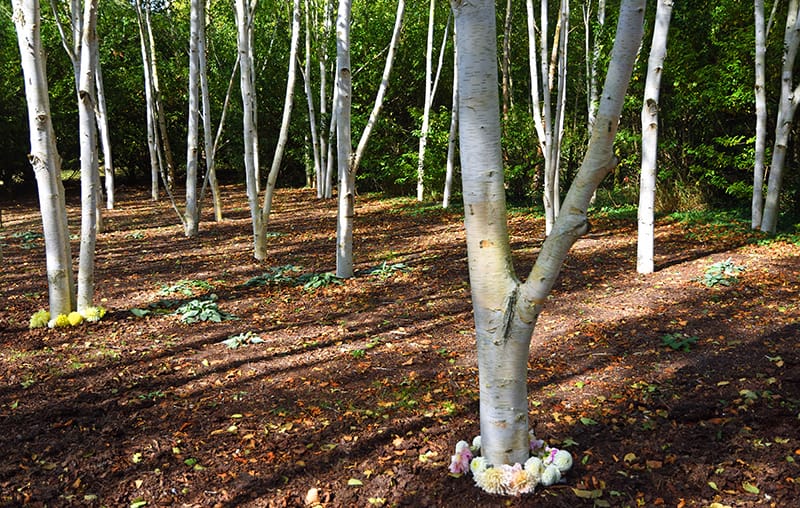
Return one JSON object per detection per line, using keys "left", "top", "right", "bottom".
{"left": 197, "top": 0, "right": 223, "bottom": 222}
{"left": 185, "top": 0, "right": 202, "bottom": 238}
{"left": 453, "top": 0, "right": 645, "bottom": 468}
{"left": 258, "top": 0, "right": 302, "bottom": 257}
{"left": 94, "top": 60, "right": 114, "bottom": 209}
{"left": 319, "top": 0, "right": 334, "bottom": 198}
{"left": 416, "top": 0, "right": 436, "bottom": 202}
{"left": 501, "top": 0, "right": 513, "bottom": 119}
{"left": 753, "top": 0, "right": 768, "bottom": 229}
{"left": 761, "top": 0, "right": 800, "bottom": 233}
{"left": 303, "top": 0, "right": 322, "bottom": 191}
{"left": 335, "top": 0, "right": 353, "bottom": 278}
{"left": 586, "top": 0, "right": 606, "bottom": 132}
{"left": 443, "top": 25, "right": 458, "bottom": 209}
{"left": 76, "top": 0, "right": 100, "bottom": 311}
{"left": 133, "top": 0, "right": 160, "bottom": 200}
{"left": 13, "top": 0, "right": 76, "bottom": 316}
{"left": 352, "top": 0, "right": 405, "bottom": 174}
{"left": 146, "top": 8, "right": 176, "bottom": 191}
{"left": 637, "top": 0, "right": 673, "bottom": 274}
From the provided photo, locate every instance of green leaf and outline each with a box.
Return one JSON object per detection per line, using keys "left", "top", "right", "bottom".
{"left": 742, "top": 482, "right": 759, "bottom": 494}
{"left": 130, "top": 308, "right": 150, "bottom": 317}
{"left": 347, "top": 478, "right": 363, "bottom": 486}
{"left": 130, "top": 500, "right": 147, "bottom": 508}
{"left": 580, "top": 417, "right": 599, "bottom": 426}
{"left": 708, "top": 481, "right": 718, "bottom": 491}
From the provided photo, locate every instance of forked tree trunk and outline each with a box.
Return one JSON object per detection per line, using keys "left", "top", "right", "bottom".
{"left": 13, "top": 0, "right": 76, "bottom": 316}
{"left": 258, "top": 0, "right": 302, "bottom": 257}
{"left": 352, "top": 0, "right": 405, "bottom": 174}
{"left": 637, "top": 0, "right": 673, "bottom": 274}
{"left": 761, "top": 0, "right": 800, "bottom": 233}
{"left": 416, "top": 0, "right": 436, "bottom": 202}
{"left": 453, "top": 0, "right": 645, "bottom": 467}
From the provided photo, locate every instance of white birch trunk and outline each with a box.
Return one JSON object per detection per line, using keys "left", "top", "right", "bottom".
{"left": 586, "top": 0, "right": 606, "bottom": 132}
{"left": 76, "top": 0, "right": 99, "bottom": 311}
{"left": 753, "top": 0, "right": 768, "bottom": 229}
{"left": 258, "top": 0, "right": 301, "bottom": 257}
{"left": 197, "top": 0, "right": 223, "bottom": 222}
{"left": 133, "top": 0, "right": 159, "bottom": 200}
{"left": 13, "top": 0, "right": 76, "bottom": 316}
{"left": 303, "top": 0, "right": 322, "bottom": 192}
{"left": 352, "top": 0, "right": 405, "bottom": 174}
{"left": 94, "top": 60, "right": 114, "bottom": 210}
{"left": 454, "top": 0, "right": 645, "bottom": 467}
{"left": 416, "top": 0, "right": 436, "bottom": 202}
{"left": 185, "top": 0, "right": 202, "bottom": 238}
{"left": 145, "top": 8, "right": 176, "bottom": 191}
{"left": 319, "top": 0, "right": 334, "bottom": 198}
{"left": 235, "top": 0, "right": 265, "bottom": 259}
{"left": 335, "top": 0, "right": 354, "bottom": 278}
{"left": 443, "top": 25, "right": 458, "bottom": 209}
{"left": 761, "top": 0, "right": 800, "bottom": 233}
{"left": 637, "top": 0, "right": 673, "bottom": 275}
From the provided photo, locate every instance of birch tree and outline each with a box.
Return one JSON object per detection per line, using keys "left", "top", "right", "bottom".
{"left": 453, "top": 0, "right": 644, "bottom": 476}
{"left": 527, "top": 0, "right": 570, "bottom": 236}
{"left": 184, "top": 0, "right": 202, "bottom": 238}
{"left": 259, "top": 0, "right": 302, "bottom": 254}
{"left": 442, "top": 25, "right": 457, "bottom": 209}
{"left": 13, "top": 0, "right": 76, "bottom": 316}
{"left": 584, "top": 0, "right": 606, "bottom": 132}
{"left": 335, "top": 0, "right": 353, "bottom": 277}
{"left": 752, "top": 0, "right": 781, "bottom": 229}
{"left": 234, "top": 0, "right": 263, "bottom": 256}
{"left": 75, "top": 0, "right": 100, "bottom": 311}
{"left": 133, "top": 0, "right": 160, "bottom": 200}
{"left": 416, "top": 0, "right": 436, "bottom": 202}
{"left": 637, "top": 0, "right": 673, "bottom": 275}
{"left": 759, "top": 0, "right": 800, "bottom": 233}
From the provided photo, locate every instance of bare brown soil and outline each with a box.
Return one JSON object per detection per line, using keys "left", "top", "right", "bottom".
{"left": 1, "top": 186, "right": 798, "bottom": 507}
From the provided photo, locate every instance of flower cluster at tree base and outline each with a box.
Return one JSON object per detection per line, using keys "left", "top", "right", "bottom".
{"left": 29, "top": 306, "right": 107, "bottom": 329}
{"left": 448, "top": 431, "right": 573, "bottom": 496}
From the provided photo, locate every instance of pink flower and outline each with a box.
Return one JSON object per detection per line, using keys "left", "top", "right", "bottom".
{"left": 448, "top": 440, "right": 473, "bottom": 474}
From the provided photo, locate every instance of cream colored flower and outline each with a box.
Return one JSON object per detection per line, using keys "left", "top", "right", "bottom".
{"left": 29, "top": 309, "right": 50, "bottom": 329}
{"left": 470, "top": 456, "right": 489, "bottom": 476}
{"left": 477, "top": 466, "right": 507, "bottom": 495}
{"left": 540, "top": 464, "right": 561, "bottom": 486}
{"left": 552, "top": 449, "right": 573, "bottom": 473}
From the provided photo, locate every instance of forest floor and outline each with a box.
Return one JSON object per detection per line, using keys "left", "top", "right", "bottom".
{"left": 1, "top": 185, "right": 799, "bottom": 508}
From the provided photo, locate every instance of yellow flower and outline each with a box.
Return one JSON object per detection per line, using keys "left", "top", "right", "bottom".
{"left": 49, "top": 314, "right": 70, "bottom": 328}
{"left": 68, "top": 312, "right": 84, "bottom": 326}
{"left": 80, "top": 306, "right": 106, "bottom": 323}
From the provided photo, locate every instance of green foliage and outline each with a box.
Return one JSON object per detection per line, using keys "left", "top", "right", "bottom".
{"left": 661, "top": 333, "right": 699, "bottom": 352}
{"left": 174, "top": 295, "right": 236, "bottom": 324}
{"left": 366, "top": 261, "right": 410, "bottom": 279}
{"left": 158, "top": 279, "right": 215, "bottom": 296}
{"left": 696, "top": 259, "right": 745, "bottom": 287}
{"left": 220, "top": 331, "right": 264, "bottom": 349}
{"left": 242, "top": 265, "right": 302, "bottom": 287}
{"left": 296, "top": 272, "right": 342, "bottom": 292}
{"left": 12, "top": 231, "right": 43, "bottom": 250}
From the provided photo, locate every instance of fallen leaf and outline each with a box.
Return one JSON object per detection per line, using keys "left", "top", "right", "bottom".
{"left": 624, "top": 453, "right": 637, "bottom": 463}
{"left": 572, "top": 487, "right": 603, "bottom": 499}
{"left": 742, "top": 481, "right": 759, "bottom": 494}
{"left": 347, "top": 478, "right": 363, "bottom": 486}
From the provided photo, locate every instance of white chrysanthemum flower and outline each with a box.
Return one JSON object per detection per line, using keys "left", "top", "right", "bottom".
{"left": 540, "top": 464, "right": 561, "bottom": 486}
{"left": 477, "top": 466, "right": 508, "bottom": 495}
{"left": 552, "top": 449, "right": 573, "bottom": 472}
{"left": 471, "top": 435, "right": 481, "bottom": 453}
{"left": 524, "top": 456, "right": 543, "bottom": 479}
{"left": 80, "top": 305, "right": 106, "bottom": 322}
{"left": 470, "top": 456, "right": 489, "bottom": 476}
